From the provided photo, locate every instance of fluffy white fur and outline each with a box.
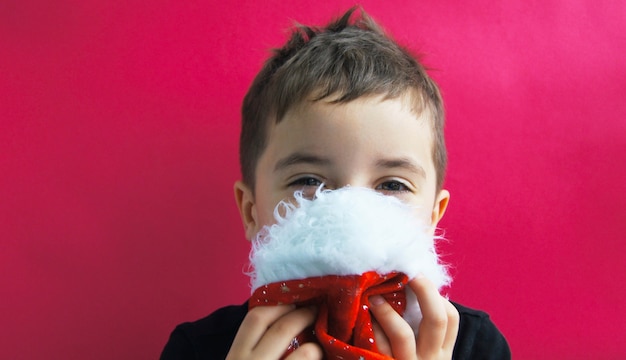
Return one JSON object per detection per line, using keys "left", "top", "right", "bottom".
{"left": 248, "top": 187, "right": 449, "bottom": 291}
{"left": 247, "top": 187, "right": 450, "bottom": 334}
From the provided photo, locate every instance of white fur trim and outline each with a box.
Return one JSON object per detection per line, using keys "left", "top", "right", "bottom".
{"left": 248, "top": 187, "right": 450, "bottom": 292}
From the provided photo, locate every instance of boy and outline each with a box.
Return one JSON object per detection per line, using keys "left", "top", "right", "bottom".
{"left": 161, "top": 7, "right": 510, "bottom": 359}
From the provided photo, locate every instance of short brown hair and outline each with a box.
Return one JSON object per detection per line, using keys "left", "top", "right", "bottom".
{"left": 240, "top": 7, "right": 446, "bottom": 192}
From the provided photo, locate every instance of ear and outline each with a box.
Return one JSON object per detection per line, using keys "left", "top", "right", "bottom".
{"left": 234, "top": 180, "right": 259, "bottom": 241}
{"left": 430, "top": 189, "right": 450, "bottom": 229}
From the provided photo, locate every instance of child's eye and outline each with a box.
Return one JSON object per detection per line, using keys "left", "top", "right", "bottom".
{"left": 376, "top": 180, "right": 410, "bottom": 192}
{"left": 289, "top": 177, "right": 323, "bottom": 188}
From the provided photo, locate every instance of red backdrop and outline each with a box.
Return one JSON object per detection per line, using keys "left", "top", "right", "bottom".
{"left": 2, "top": 1, "right": 625, "bottom": 358}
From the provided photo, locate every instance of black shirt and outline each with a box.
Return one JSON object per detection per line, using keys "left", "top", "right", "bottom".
{"left": 161, "top": 301, "right": 510, "bottom": 359}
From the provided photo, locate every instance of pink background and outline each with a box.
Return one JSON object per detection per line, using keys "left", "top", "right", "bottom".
{"left": 2, "top": 1, "right": 625, "bottom": 358}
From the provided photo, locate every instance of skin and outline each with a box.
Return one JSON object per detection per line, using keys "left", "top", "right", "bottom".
{"left": 230, "top": 94, "right": 459, "bottom": 359}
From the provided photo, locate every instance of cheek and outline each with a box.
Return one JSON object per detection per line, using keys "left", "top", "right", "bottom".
{"left": 256, "top": 192, "right": 309, "bottom": 230}
{"left": 416, "top": 208, "right": 434, "bottom": 227}
{"left": 407, "top": 196, "right": 437, "bottom": 227}
{"left": 255, "top": 200, "right": 277, "bottom": 229}
{"left": 255, "top": 195, "right": 290, "bottom": 229}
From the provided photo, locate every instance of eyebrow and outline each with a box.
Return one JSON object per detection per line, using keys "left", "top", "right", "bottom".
{"left": 274, "top": 152, "right": 331, "bottom": 172}
{"left": 376, "top": 157, "right": 427, "bottom": 179}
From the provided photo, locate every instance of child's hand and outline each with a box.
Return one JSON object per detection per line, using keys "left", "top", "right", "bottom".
{"left": 369, "top": 276, "right": 460, "bottom": 359}
{"left": 226, "top": 305, "right": 322, "bottom": 360}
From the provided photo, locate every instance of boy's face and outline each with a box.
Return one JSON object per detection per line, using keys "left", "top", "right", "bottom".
{"left": 235, "top": 95, "right": 450, "bottom": 240}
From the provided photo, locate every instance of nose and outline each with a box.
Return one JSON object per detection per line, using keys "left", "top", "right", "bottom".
{"left": 304, "top": 181, "right": 366, "bottom": 200}
{"left": 327, "top": 176, "right": 370, "bottom": 190}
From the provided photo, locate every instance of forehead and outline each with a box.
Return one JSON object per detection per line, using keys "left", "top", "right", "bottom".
{"left": 274, "top": 93, "right": 435, "bottom": 139}
{"left": 266, "top": 95, "right": 435, "bottom": 162}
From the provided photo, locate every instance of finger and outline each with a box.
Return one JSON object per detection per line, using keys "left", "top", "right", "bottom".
{"left": 371, "top": 319, "right": 392, "bottom": 356}
{"left": 285, "top": 342, "right": 324, "bottom": 360}
{"left": 369, "top": 295, "right": 416, "bottom": 360}
{"left": 228, "top": 304, "right": 296, "bottom": 357}
{"left": 253, "top": 306, "right": 317, "bottom": 357}
{"left": 408, "top": 276, "right": 448, "bottom": 355}
{"left": 442, "top": 300, "right": 460, "bottom": 352}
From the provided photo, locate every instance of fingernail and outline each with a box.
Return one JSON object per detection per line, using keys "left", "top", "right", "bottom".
{"left": 369, "top": 295, "right": 385, "bottom": 306}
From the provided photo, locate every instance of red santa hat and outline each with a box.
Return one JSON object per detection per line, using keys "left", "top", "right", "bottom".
{"left": 248, "top": 187, "right": 450, "bottom": 359}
